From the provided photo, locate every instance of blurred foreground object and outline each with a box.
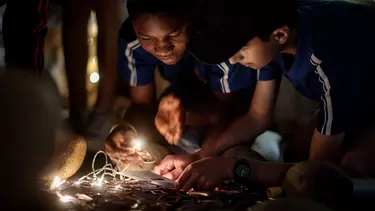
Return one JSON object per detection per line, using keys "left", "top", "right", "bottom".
{"left": 282, "top": 161, "right": 353, "bottom": 209}
{"left": 0, "top": 69, "right": 61, "bottom": 208}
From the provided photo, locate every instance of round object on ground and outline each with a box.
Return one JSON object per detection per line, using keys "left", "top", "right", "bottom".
{"left": 250, "top": 198, "right": 333, "bottom": 211}
{"left": 282, "top": 161, "right": 353, "bottom": 208}
{"left": 41, "top": 136, "right": 87, "bottom": 181}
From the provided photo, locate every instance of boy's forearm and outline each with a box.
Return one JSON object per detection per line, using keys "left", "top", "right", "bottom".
{"left": 309, "top": 129, "right": 345, "bottom": 162}
{"left": 247, "top": 159, "right": 294, "bottom": 186}
{"left": 199, "top": 114, "right": 271, "bottom": 158}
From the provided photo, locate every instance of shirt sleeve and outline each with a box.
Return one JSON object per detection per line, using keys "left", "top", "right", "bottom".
{"left": 193, "top": 61, "right": 209, "bottom": 84}
{"left": 195, "top": 62, "right": 234, "bottom": 93}
{"left": 257, "top": 61, "right": 282, "bottom": 81}
{"left": 195, "top": 61, "right": 264, "bottom": 93}
{"left": 117, "top": 38, "right": 155, "bottom": 86}
{"left": 314, "top": 62, "right": 348, "bottom": 136}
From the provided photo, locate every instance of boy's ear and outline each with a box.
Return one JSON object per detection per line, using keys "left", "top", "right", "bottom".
{"left": 271, "top": 25, "right": 290, "bottom": 45}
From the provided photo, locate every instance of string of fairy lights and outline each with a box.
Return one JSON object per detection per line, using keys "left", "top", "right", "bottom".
{"left": 48, "top": 139, "right": 156, "bottom": 207}
{"left": 44, "top": 142, "right": 265, "bottom": 210}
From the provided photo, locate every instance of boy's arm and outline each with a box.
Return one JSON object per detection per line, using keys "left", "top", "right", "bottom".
{"left": 199, "top": 78, "right": 279, "bottom": 157}
{"left": 197, "top": 63, "right": 281, "bottom": 158}
{"left": 309, "top": 129, "right": 345, "bottom": 162}
{"left": 117, "top": 34, "right": 159, "bottom": 135}
{"left": 309, "top": 58, "right": 350, "bottom": 162}
{"left": 309, "top": 88, "right": 347, "bottom": 162}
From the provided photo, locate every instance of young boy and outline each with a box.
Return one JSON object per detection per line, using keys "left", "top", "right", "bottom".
{"left": 160, "top": 0, "right": 375, "bottom": 190}
{"left": 104, "top": 0, "right": 281, "bottom": 165}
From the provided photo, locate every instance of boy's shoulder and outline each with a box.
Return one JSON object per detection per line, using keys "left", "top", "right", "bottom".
{"left": 298, "top": 1, "right": 375, "bottom": 59}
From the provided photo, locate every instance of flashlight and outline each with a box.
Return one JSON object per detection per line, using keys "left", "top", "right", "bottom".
{"left": 133, "top": 138, "right": 143, "bottom": 151}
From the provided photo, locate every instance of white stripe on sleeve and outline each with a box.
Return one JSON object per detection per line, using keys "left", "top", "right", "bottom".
{"left": 217, "top": 62, "right": 231, "bottom": 93}
{"left": 125, "top": 40, "right": 141, "bottom": 86}
{"left": 311, "top": 54, "right": 333, "bottom": 135}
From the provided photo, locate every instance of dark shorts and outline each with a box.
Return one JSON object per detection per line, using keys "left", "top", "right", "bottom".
{"left": 3, "top": 0, "right": 49, "bottom": 73}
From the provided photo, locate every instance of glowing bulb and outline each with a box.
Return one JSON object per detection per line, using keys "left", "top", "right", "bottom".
{"left": 133, "top": 139, "right": 143, "bottom": 150}
{"left": 57, "top": 192, "right": 75, "bottom": 203}
{"left": 93, "top": 177, "right": 103, "bottom": 187}
{"left": 76, "top": 193, "right": 93, "bottom": 202}
{"left": 90, "top": 72, "right": 100, "bottom": 84}
{"left": 51, "top": 176, "right": 65, "bottom": 190}
{"left": 60, "top": 195, "right": 74, "bottom": 203}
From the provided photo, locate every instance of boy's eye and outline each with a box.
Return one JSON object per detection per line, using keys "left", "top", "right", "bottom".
{"left": 169, "top": 30, "right": 181, "bottom": 37}
{"left": 140, "top": 36, "right": 151, "bottom": 41}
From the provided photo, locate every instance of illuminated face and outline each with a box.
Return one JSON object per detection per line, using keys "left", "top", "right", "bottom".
{"left": 133, "top": 13, "right": 189, "bottom": 65}
{"left": 229, "top": 26, "right": 290, "bottom": 69}
{"left": 228, "top": 37, "right": 279, "bottom": 69}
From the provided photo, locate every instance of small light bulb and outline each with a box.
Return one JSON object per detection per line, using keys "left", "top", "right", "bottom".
{"left": 93, "top": 177, "right": 104, "bottom": 187}
{"left": 133, "top": 139, "right": 142, "bottom": 150}
{"left": 90, "top": 72, "right": 100, "bottom": 84}
{"left": 51, "top": 176, "right": 65, "bottom": 190}
{"left": 57, "top": 192, "right": 75, "bottom": 203}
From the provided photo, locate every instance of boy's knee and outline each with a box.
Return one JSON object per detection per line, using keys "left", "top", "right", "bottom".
{"left": 340, "top": 151, "right": 375, "bottom": 178}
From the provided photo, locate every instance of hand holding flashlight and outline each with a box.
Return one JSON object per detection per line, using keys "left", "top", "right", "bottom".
{"left": 104, "top": 124, "right": 144, "bottom": 164}
{"left": 133, "top": 138, "right": 155, "bottom": 164}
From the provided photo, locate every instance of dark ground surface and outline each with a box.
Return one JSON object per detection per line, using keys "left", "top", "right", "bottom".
{"left": 65, "top": 151, "right": 266, "bottom": 210}
{"left": 68, "top": 151, "right": 375, "bottom": 211}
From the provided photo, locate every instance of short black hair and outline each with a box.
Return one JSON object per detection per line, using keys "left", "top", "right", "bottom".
{"left": 189, "top": 0, "right": 299, "bottom": 64}
{"left": 127, "top": 0, "right": 200, "bottom": 24}
{"left": 251, "top": 0, "right": 299, "bottom": 41}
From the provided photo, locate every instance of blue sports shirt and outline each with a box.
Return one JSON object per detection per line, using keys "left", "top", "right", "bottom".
{"left": 268, "top": 1, "right": 375, "bottom": 135}
{"left": 118, "top": 19, "right": 279, "bottom": 94}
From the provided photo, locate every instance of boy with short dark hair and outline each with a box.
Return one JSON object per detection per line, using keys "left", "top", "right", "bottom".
{"left": 105, "top": 0, "right": 281, "bottom": 166}
{"left": 164, "top": 0, "right": 375, "bottom": 190}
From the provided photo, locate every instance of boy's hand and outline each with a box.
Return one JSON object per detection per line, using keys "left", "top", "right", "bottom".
{"left": 154, "top": 153, "right": 200, "bottom": 180}
{"left": 176, "top": 156, "right": 236, "bottom": 191}
{"left": 155, "top": 94, "right": 185, "bottom": 144}
{"left": 104, "top": 125, "right": 143, "bottom": 164}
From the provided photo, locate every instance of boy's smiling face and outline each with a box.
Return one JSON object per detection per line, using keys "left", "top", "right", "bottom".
{"left": 133, "top": 13, "right": 189, "bottom": 65}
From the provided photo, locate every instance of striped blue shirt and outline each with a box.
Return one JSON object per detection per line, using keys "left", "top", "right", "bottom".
{"left": 267, "top": 1, "right": 375, "bottom": 135}
{"left": 118, "top": 19, "right": 279, "bottom": 94}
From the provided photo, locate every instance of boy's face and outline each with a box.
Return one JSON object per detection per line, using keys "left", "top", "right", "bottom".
{"left": 133, "top": 13, "right": 189, "bottom": 65}
{"left": 229, "top": 36, "right": 280, "bottom": 69}
{"left": 229, "top": 27, "right": 289, "bottom": 69}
